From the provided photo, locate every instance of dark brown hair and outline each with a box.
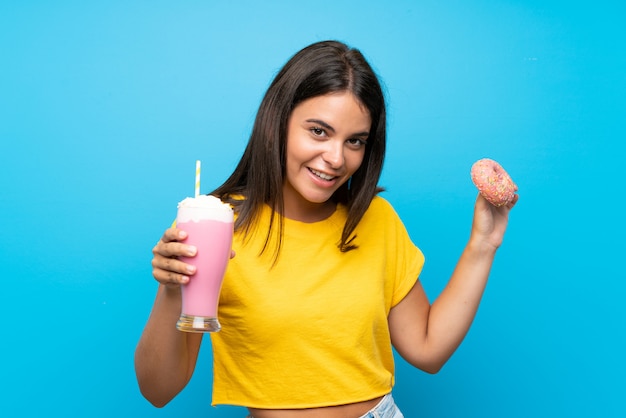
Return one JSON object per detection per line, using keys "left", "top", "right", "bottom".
{"left": 212, "top": 40, "right": 386, "bottom": 257}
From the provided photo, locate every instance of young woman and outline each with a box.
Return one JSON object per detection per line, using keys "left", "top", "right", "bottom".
{"left": 135, "top": 40, "right": 517, "bottom": 418}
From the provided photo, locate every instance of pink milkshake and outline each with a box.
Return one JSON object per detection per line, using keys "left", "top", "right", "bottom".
{"left": 176, "top": 195, "right": 233, "bottom": 333}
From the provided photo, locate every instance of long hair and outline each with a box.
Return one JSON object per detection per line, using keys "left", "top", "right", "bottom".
{"left": 212, "top": 40, "right": 386, "bottom": 258}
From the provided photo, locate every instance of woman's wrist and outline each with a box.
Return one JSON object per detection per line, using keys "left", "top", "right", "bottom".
{"left": 465, "top": 235, "right": 498, "bottom": 260}
{"left": 161, "top": 283, "right": 182, "bottom": 296}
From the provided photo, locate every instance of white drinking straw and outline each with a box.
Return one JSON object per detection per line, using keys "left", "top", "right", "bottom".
{"left": 195, "top": 160, "right": 201, "bottom": 197}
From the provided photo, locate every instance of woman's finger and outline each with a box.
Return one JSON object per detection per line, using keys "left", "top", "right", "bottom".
{"left": 153, "top": 239, "right": 197, "bottom": 259}
{"left": 152, "top": 254, "right": 196, "bottom": 284}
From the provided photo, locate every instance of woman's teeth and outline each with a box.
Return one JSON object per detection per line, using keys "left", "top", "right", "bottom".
{"left": 310, "top": 168, "right": 335, "bottom": 181}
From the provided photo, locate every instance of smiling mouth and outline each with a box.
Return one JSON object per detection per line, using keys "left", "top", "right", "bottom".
{"left": 309, "top": 168, "right": 336, "bottom": 181}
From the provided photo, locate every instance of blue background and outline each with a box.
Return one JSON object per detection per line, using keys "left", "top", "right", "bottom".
{"left": 1, "top": 1, "right": 624, "bottom": 416}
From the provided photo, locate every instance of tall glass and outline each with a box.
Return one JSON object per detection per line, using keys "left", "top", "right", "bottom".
{"left": 175, "top": 195, "right": 233, "bottom": 333}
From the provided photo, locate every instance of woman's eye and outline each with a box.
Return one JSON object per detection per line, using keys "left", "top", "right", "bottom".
{"left": 310, "top": 127, "right": 325, "bottom": 136}
{"left": 347, "top": 138, "right": 366, "bottom": 148}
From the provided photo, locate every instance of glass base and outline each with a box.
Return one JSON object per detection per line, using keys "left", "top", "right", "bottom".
{"left": 176, "top": 314, "right": 221, "bottom": 333}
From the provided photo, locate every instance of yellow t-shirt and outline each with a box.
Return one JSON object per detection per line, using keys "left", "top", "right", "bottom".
{"left": 210, "top": 196, "right": 424, "bottom": 408}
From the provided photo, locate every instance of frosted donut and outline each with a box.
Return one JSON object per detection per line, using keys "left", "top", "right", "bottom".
{"left": 470, "top": 158, "right": 518, "bottom": 207}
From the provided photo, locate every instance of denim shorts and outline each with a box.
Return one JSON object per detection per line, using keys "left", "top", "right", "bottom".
{"left": 358, "top": 393, "right": 404, "bottom": 418}
{"left": 245, "top": 393, "right": 403, "bottom": 418}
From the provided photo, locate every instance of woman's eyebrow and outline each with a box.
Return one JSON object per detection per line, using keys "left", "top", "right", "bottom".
{"left": 305, "top": 118, "right": 370, "bottom": 137}
{"left": 306, "top": 118, "right": 335, "bottom": 133}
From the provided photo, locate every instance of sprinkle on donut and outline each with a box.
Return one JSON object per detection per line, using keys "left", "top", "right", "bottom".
{"left": 470, "top": 158, "right": 518, "bottom": 207}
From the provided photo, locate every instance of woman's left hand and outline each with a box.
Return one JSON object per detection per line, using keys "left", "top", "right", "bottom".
{"left": 470, "top": 192, "right": 518, "bottom": 251}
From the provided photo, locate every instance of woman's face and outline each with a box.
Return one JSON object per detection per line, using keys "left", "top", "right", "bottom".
{"left": 283, "top": 91, "right": 371, "bottom": 222}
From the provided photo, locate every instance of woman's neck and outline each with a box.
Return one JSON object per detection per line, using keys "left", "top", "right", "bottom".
{"left": 281, "top": 199, "right": 336, "bottom": 223}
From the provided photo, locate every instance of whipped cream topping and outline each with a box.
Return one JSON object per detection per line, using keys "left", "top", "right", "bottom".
{"left": 177, "top": 195, "right": 233, "bottom": 223}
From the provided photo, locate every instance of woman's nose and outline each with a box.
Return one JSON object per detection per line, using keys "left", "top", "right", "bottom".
{"left": 322, "top": 141, "right": 344, "bottom": 169}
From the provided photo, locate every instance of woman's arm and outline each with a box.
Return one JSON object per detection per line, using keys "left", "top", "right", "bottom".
{"left": 388, "top": 193, "right": 517, "bottom": 373}
{"left": 134, "top": 228, "right": 203, "bottom": 407}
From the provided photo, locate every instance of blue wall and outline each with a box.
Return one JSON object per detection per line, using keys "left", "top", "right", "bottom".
{"left": 1, "top": 1, "right": 624, "bottom": 416}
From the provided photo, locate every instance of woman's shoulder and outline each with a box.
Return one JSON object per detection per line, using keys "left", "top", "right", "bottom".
{"left": 358, "top": 195, "right": 403, "bottom": 226}
{"left": 358, "top": 195, "right": 415, "bottom": 243}
{"left": 368, "top": 194, "right": 397, "bottom": 214}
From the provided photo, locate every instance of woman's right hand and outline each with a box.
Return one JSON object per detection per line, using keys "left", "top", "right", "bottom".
{"left": 151, "top": 228, "right": 197, "bottom": 286}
